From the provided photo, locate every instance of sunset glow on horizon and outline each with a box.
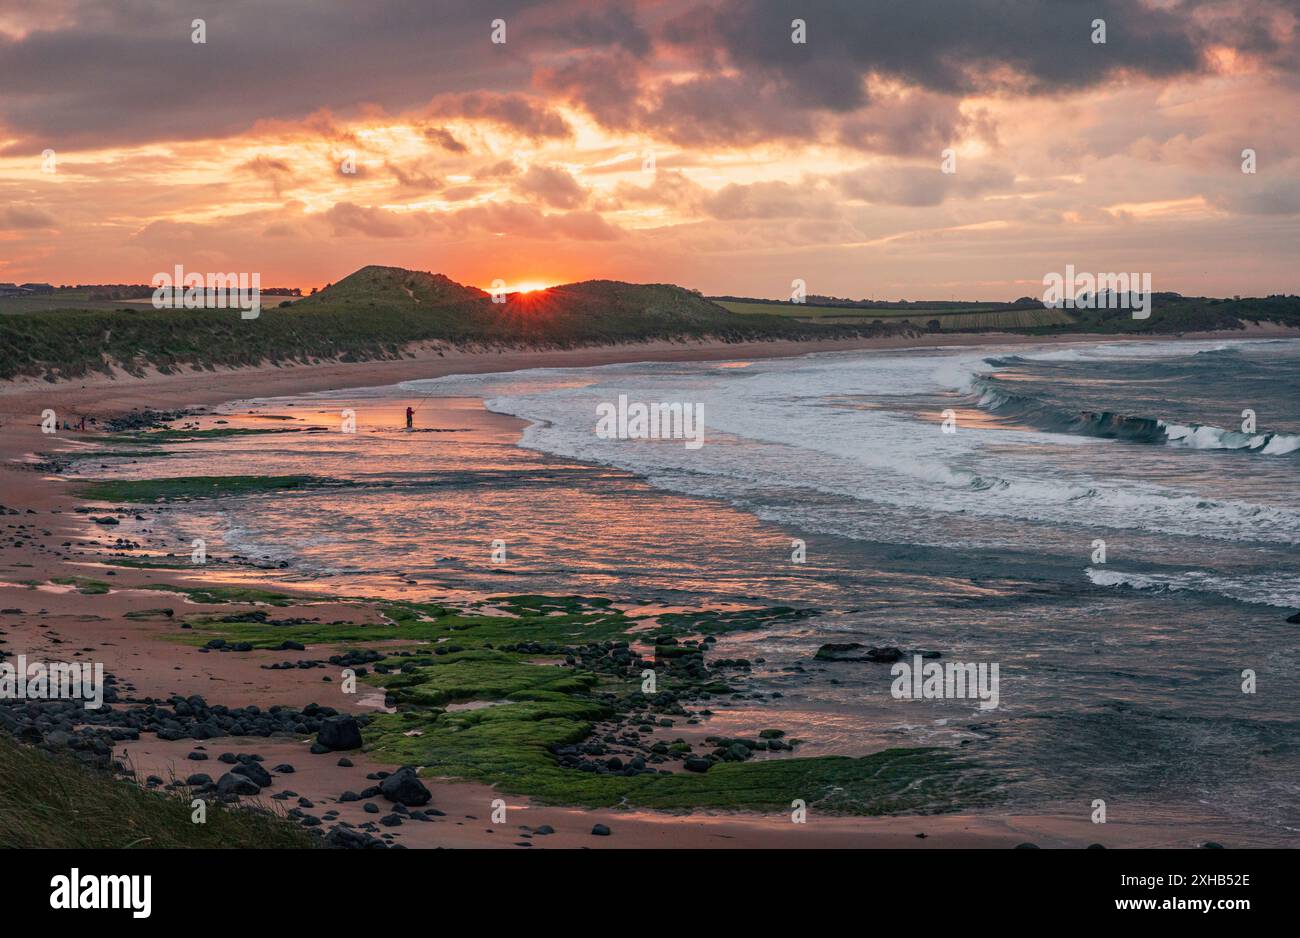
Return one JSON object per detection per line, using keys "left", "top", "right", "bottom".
{"left": 2, "top": 1, "right": 1299, "bottom": 299}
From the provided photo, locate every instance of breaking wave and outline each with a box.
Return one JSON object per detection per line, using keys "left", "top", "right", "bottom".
{"left": 972, "top": 373, "right": 1300, "bottom": 455}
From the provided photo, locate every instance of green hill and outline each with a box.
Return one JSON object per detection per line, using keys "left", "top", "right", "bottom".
{"left": 297, "top": 265, "right": 489, "bottom": 309}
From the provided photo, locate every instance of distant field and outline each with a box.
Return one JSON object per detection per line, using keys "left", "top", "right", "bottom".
{"left": 0, "top": 292, "right": 306, "bottom": 315}
{"left": 0, "top": 292, "right": 130, "bottom": 315}
{"left": 716, "top": 299, "right": 1077, "bottom": 330}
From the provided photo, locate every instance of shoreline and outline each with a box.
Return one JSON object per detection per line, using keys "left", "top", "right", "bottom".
{"left": 4, "top": 324, "right": 1296, "bottom": 422}
{"left": 3, "top": 329, "right": 1293, "bottom": 848}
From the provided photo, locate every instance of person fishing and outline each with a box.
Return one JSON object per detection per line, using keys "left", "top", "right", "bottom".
{"left": 405, "top": 406, "right": 414, "bottom": 430}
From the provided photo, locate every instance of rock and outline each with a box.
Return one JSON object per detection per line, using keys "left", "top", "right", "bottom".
{"left": 813, "top": 642, "right": 908, "bottom": 663}
{"left": 232, "top": 762, "right": 273, "bottom": 787}
{"left": 216, "top": 772, "right": 261, "bottom": 796}
{"left": 272, "top": 763, "right": 295, "bottom": 774}
{"left": 315, "top": 714, "right": 363, "bottom": 751}
{"left": 380, "top": 767, "right": 431, "bottom": 806}
{"left": 325, "top": 827, "right": 384, "bottom": 849}
{"left": 1013, "top": 842, "right": 1040, "bottom": 849}
{"left": 684, "top": 756, "right": 712, "bottom": 773}
{"left": 337, "top": 757, "right": 353, "bottom": 767}
{"left": 591, "top": 823, "right": 611, "bottom": 836}
{"left": 1201, "top": 841, "right": 1225, "bottom": 849}
{"left": 185, "top": 773, "right": 212, "bottom": 787}
{"left": 1286, "top": 612, "right": 1300, "bottom": 624}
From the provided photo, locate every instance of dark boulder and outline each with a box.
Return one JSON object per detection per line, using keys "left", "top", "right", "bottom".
{"left": 216, "top": 772, "right": 261, "bottom": 796}
{"left": 315, "top": 714, "right": 362, "bottom": 751}
{"left": 814, "top": 642, "right": 905, "bottom": 663}
{"left": 380, "top": 767, "right": 432, "bottom": 807}
{"left": 232, "top": 761, "right": 273, "bottom": 787}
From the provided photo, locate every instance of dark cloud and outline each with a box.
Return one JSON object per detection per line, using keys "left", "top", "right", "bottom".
{"left": 534, "top": 3, "right": 651, "bottom": 57}
{"left": 6, "top": 0, "right": 1292, "bottom": 159}
{"left": 424, "top": 126, "right": 468, "bottom": 153}
{"left": 0, "top": 0, "right": 545, "bottom": 153}
{"left": 428, "top": 92, "right": 572, "bottom": 140}
{"left": 664, "top": 0, "right": 1250, "bottom": 103}
{"left": 837, "top": 91, "right": 995, "bottom": 157}
{"left": 534, "top": 52, "right": 645, "bottom": 129}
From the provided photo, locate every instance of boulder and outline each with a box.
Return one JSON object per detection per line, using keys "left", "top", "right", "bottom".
{"left": 315, "top": 714, "right": 362, "bottom": 751}
{"left": 814, "top": 642, "right": 905, "bottom": 663}
{"left": 232, "top": 761, "right": 273, "bottom": 787}
{"left": 380, "top": 766, "right": 432, "bottom": 806}
{"left": 216, "top": 772, "right": 261, "bottom": 796}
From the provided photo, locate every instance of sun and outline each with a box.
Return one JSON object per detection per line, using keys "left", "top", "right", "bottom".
{"left": 506, "top": 280, "right": 552, "bottom": 294}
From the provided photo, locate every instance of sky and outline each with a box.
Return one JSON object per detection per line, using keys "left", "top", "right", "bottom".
{"left": 1, "top": 0, "right": 1298, "bottom": 299}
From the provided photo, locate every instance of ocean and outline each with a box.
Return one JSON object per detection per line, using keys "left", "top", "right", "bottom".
{"left": 71, "top": 337, "right": 1300, "bottom": 844}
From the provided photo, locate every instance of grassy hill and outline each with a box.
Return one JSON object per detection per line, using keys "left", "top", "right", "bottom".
{"left": 0, "top": 266, "right": 910, "bottom": 382}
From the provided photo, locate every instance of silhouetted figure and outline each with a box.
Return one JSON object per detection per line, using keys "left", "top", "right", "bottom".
{"left": 405, "top": 406, "right": 414, "bottom": 430}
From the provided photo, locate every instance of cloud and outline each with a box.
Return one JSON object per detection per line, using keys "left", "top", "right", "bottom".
{"left": 424, "top": 126, "right": 468, "bottom": 153}
{"left": 446, "top": 201, "right": 623, "bottom": 240}
{"left": 428, "top": 92, "right": 572, "bottom": 141}
{"left": 837, "top": 163, "right": 1016, "bottom": 206}
{"left": 0, "top": 0, "right": 546, "bottom": 153}
{"left": 837, "top": 89, "right": 996, "bottom": 156}
{"left": 700, "top": 179, "right": 836, "bottom": 219}
{"left": 0, "top": 204, "right": 57, "bottom": 230}
{"left": 535, "top": 3, "right": 651, "bottom": 57}
{"left": 385, "top": 161, "right": 442, "bottom": 192}
{"left": 323, "top": 202, "right": 426, "bottom": 238}
{"left": 239, "top": 155, "right": 297, "bottom": 197}
{"left": 515, "top": 164, "right": 588, "bottom": 208}
{"left": 534, "top": 51, "right": 646, "bottom": 130}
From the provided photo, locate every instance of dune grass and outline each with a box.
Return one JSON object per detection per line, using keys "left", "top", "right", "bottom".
{"left": 0, "top": 735, "right": 313, "bottom": 849}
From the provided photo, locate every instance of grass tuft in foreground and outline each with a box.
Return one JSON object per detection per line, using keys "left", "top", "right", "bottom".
{"left": 0, "top": 735, "right": 313, "bottom": 849}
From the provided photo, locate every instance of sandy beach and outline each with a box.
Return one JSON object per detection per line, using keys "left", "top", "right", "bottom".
{"left": 3, "top": 329, "right": 1294, "bottom": 849}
